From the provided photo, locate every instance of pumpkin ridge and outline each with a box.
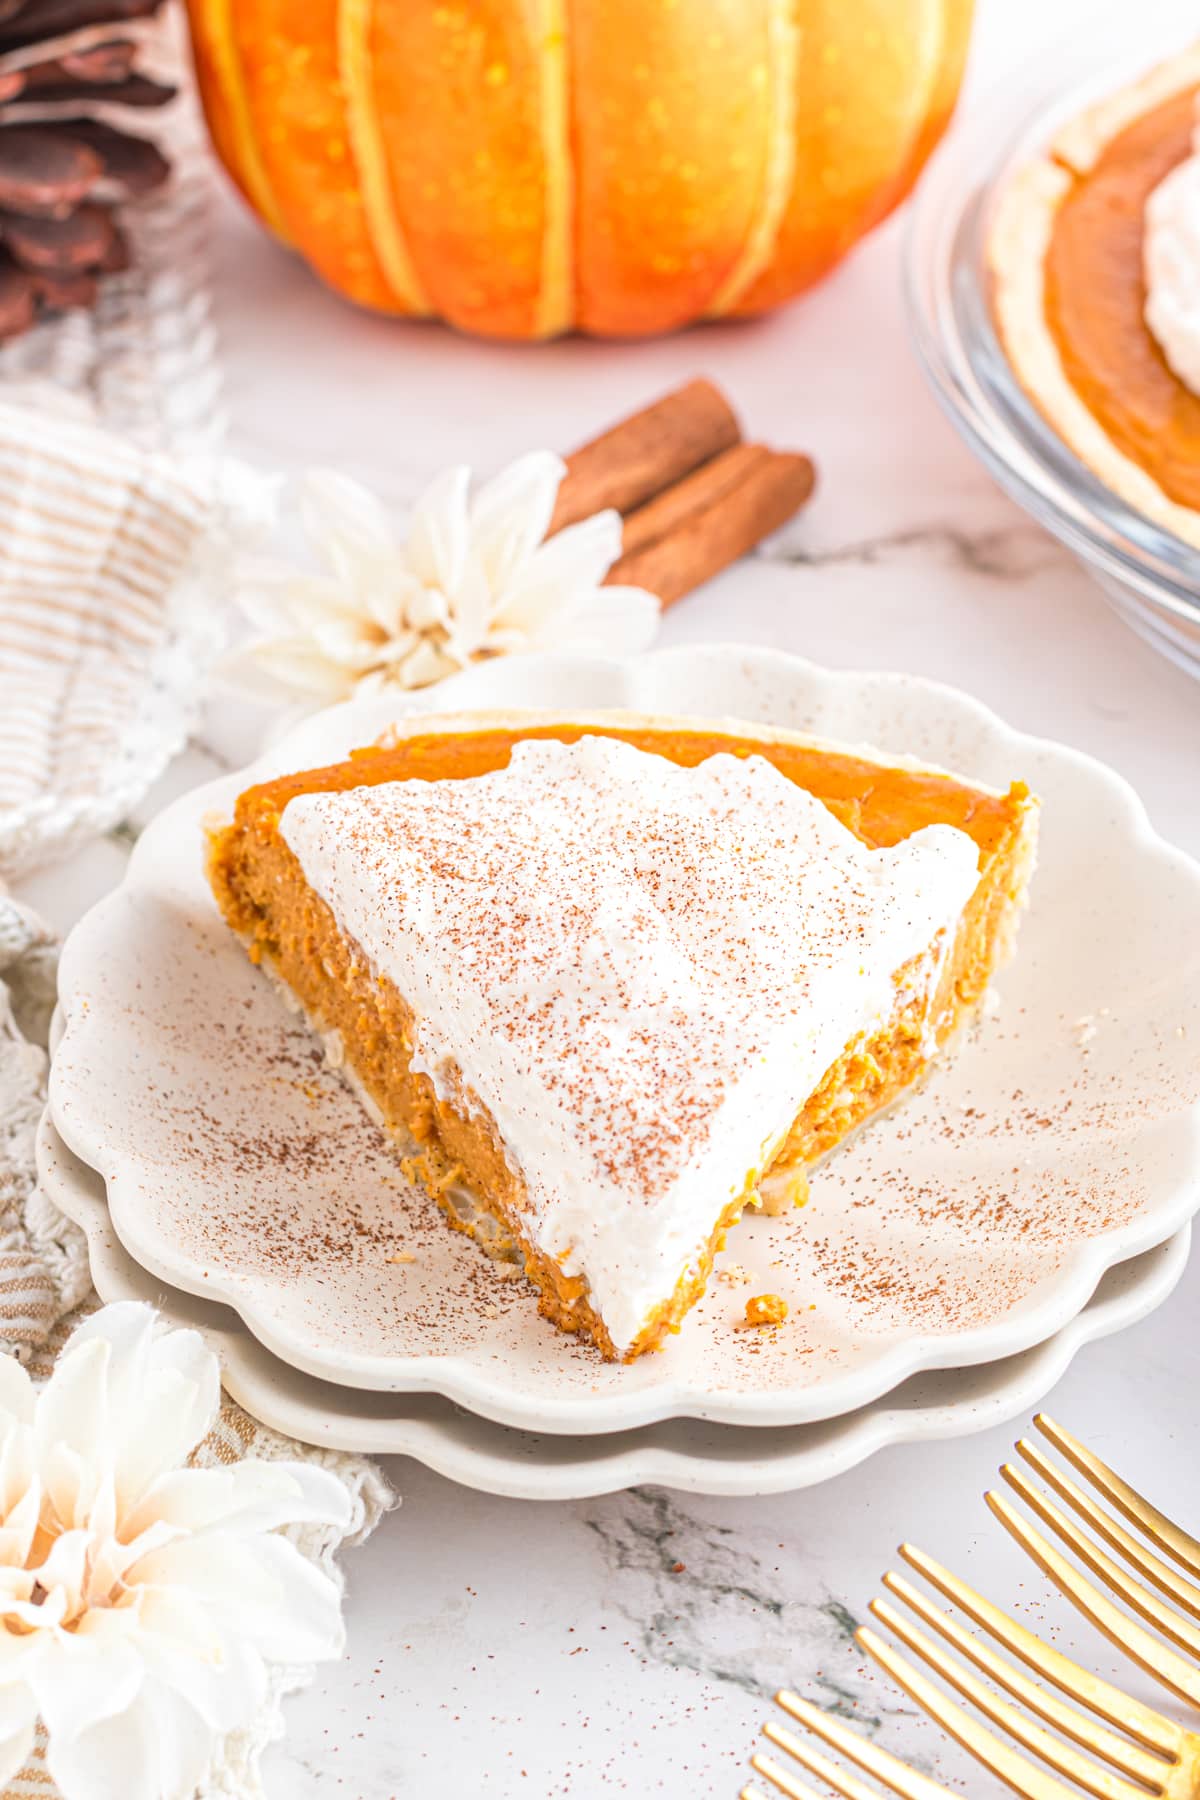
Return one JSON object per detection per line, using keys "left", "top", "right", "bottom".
{"left": 534, "top": 0, "right": 575, "bottom": 336}
{"left": 186, "top": 1, "right": 974, "bottom": 339}
{"left": 881, "top": 0, "right": 973, "bottom": 213}
{"left": 705, "top": 0, "right": 801, "bottom": 317}
{"left": 337, "top": 0, "right": 431, "bottom": 314}
{"left": 192, "top": 0, "right": 291, "bottom": 242}
{"left": 854, "top": 0, "right": 949, "bottom": 239}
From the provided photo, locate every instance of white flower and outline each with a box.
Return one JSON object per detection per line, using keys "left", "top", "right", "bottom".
{"left": 222, "top": 451, "right": 660, "bottom": 701}
{"left": 0, "top": 1303, "right": 350, "bottom": 1800}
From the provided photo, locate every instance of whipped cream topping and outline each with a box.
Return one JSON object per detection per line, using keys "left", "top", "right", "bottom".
{"left": 1144, "top": 109, "right": 1200, "bottom": 395}
{"left": 280, "top": 736, "right": 981, "bottom": 1353}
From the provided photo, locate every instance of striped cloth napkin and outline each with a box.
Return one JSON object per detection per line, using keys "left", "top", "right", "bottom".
{"left": 0, "top": 392, "right": 273, "bottom": 877}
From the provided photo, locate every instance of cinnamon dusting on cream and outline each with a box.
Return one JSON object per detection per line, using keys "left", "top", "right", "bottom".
{"left": 279, "top": 735, "right": 982, "bottom": 1354}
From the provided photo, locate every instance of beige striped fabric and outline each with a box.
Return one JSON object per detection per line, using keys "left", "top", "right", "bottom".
{"left": 0, "top": 3, "right": 241, "bottom": 879}
{"left": 0, "top": 401, "right": 218, "bottom": 876}
{"left": 0, "top": 895, "right": 393, "bottom": 1799}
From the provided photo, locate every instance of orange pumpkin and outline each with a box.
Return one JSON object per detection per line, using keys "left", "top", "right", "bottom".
{"left": 185, "top": 0, "right": 974, "bottom": 339}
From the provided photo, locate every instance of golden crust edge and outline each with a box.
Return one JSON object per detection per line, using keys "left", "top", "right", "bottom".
{"left": 374, "top": 706, "right": 1020, "bottom": 800}
{"left": 1049, "top": 41, "right": 1200, "bottom": 174}
{"left": 987, "top": 50, "right": 1200, "bottom": 549}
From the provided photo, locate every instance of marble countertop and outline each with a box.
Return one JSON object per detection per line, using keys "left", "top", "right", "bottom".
{"left": 13, "top": 0, "right": 1200, "bottom": 1793}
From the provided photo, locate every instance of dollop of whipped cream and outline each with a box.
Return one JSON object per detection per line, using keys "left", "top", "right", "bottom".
{"left": 1144, "top": 111, "right": 1200, "bottom": 394}
{"left": 281, "top": 736, "right": 981, "bottom": 1354}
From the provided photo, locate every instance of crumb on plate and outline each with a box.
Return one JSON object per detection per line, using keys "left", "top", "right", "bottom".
{"left": 744, "top": 1293, "right": 789, "bottom": 1328}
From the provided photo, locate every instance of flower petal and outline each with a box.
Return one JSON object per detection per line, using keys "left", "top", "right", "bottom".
{"left": 309, "top": 613, "right": 384, "bottom": 672}
{"left": 0, "top": 1587, "right": 67, "bottom": 1630}
{"left": 0, "top": 1359, "right": 33, "bottom": 1431}
{"left": 53, "top": 1307, "right": 220, "bottom": 1513}
{"left": 116, "top": 1369, "right": 219, "bottom": 1517}
{"left": 85, "top": 1586, "right": 267, "bottom": 1738}
{"left": 135, "top": 1534, "right": 345, "bottom": 1664}
{"left": 126, "top": 1460, "right": 350, "bottom": 1544}
{"left": 228, "top": 559, "right": 309, "bottom": 634}
{"left": 469, "top": 450, "right": 565, "bottom": 593}
{"left": 367, "top": 628, "right": 420, "bottom": 669}
{"left": 33, "top": 1338, "right": 111, "bottom": 1528}
{"left": 277, "top": 574, "right": 368, "bottom": 631}
{"left": 46, "top": 1677, "right": 212, "bottom": 1800}
{"left": 364, "top": 569, "right": 425, "bottom": 636}
{"left": 27, "top": 1625, "right": 143, "bottom": 1743}
{"left": 448, "top": 549, "right": 493, "bottom": 650}
{"left": 403, "top": 583, "right": 451, "bottom": 634}
{"left": 0, "top": 1467, "right": 38, "bottom": 1569}
{"left": 301, "top": 469, "right": 397, "bottom": 583}
{"left": 140, "top": 1620, "right": 265, "bottom": 1738}
{"left": 0, "top": 1565, "right": 36, "bottom": 1607}
{"left": 404, "top": 465, "right": 470, "bottom": 595}
{"left": 219, "top": 637, "right": 359, "bottom": 703}
{"left": 397, "top": 637, "right": 464, "bottom": 690}
{"left": 536, "top": 583, "right": 662, "bottom": 654}
{"left": 35, "top": 1527, "right": 91, "bottom": 1616}
{"left": 490, "top": 508, "right": 624, "bottom": 636}
{"left": 93, "top": 1518, "right": 183, "bottom": 1597}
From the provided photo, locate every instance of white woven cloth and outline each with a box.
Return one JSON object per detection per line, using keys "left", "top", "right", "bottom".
{"left": 0, "top": 394, "right": 274, "bottom": 878}
{"left": 0, "top": 891, "right": 394, "bottom": 1800}
{"left": 0, "top": 5, "right": 272, "bottom": 881}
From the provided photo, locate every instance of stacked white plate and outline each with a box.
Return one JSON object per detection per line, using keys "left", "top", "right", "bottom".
{"left": 44, "top": 648, "right": 1200, "bottom": 1498}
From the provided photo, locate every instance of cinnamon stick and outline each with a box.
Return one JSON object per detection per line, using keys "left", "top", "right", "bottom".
{"left": 550, "top": 377, "right": 741, "bottom": 533}
{"left": 605, "top": 449, "right": 815, "bottom": 607}
{"left": 617, "top": 441, "right": 771, "bottom": 555}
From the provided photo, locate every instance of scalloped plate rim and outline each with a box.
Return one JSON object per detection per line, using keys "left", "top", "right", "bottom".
{"left": 36, "top": 1106, "right": 1193, "bottom": 1499}
{"left": 50, "top": 645, "right": 1200, "bottom": 1433}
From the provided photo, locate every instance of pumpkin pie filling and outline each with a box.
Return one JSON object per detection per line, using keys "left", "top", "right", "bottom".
{"left": 990, "top": 44, "right": 1200, "bottom": 539}
{"left": 207, "top": 713, "right": 1038, "bottom": 1362}
{"left": 1044, "top": 85, "right": 1200, "bottom": 511}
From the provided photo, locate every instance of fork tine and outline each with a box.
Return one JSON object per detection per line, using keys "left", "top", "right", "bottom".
{"left": 774, "top": 1690, "right": 958, "bottom": 1800}
{"left": 898, "top": 1546, "right": 1181, "bottom": 1754}
{"left": 1016, "top": 1438, "right": 1200, "bottom": 1623}
{"left": 1035, "top": 1417, "right": 1200, "bottom": 1582}
{"left": 868, "top": 1596, "right": 1159, "bottom": 1800}
{"left": 858, "top": 1624, "right": 1106, "bottom": 1800}
{"left": 744, "top": 1754, "right": 826, "bottom": 1800}
{"left": 880, "top": 1572, "right": 1169, "bottom": 1787}
{"left": 1001, "top": 1463, "right": 1200, "bottom": 1664}
{"left": 758, "top": 1723, "right": 898, "bottom": 1800}
{"left": 987, "top": 1488, "right": 1200, "bottom": 1708}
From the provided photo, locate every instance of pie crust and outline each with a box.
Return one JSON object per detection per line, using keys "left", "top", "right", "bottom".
{"left": 207, "top": 710, "right": 1038, "bottom": 1361}
{"left": 989, "top": 44, "right": 1200, "bottom": 545}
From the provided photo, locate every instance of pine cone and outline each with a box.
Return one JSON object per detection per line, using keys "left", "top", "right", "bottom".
{"left": 0, "top": 0, "right": 173, "bottom": 339}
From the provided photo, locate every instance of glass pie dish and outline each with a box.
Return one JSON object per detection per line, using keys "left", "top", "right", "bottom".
{"left": 906, "top": 37, "right": 1200, "bottom": 682}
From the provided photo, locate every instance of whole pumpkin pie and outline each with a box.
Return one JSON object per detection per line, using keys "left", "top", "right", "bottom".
{"left": 989, "top": 43, "right": 1200, "bottom": 544}
{"left": 207, "top": 712, "right": 1037, "bottom": 1362}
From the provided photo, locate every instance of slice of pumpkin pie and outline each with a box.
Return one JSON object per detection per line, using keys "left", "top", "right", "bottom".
{"left": 207, "top": 712, "right": 1037, "bottom": 1361}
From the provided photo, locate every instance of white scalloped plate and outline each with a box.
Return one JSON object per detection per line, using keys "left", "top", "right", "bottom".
{"left": 50, "top": 648, "right": 1200, "bottom": 1434}
{"left": 36, "top": 1109, "right": 1191, "bottom": 1499}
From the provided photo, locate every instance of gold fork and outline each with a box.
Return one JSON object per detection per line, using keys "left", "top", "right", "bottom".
{"left": 746, "top": 1541, "right": 1200, "bottom": 1799}
{"left": 986, "top": 1413, "right": 1200, "bottom": 1708}
{"left": 742, "top": 1687, "right": 960, "bottom": 1800}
